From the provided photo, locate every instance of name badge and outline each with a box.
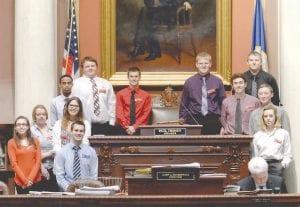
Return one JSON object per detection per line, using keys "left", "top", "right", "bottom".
{"left": 82, "top": 154, "right": 91, "bottom": 159}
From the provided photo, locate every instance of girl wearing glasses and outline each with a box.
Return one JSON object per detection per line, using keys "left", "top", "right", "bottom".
{"left": 52, "top": 96, "right": 90, "bottom": 152}
{"left": 7, "top": 116, "right": 42, "bottom": 194}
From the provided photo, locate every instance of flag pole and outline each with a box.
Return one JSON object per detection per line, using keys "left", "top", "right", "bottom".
{"left": 64, "top": 0, "right": 75, "bottom": 73}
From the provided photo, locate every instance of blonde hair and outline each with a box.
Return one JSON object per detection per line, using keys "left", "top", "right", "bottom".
{"left": 260, "top": 105, "right": 281, "bottom": 130}
{"left": 32, "top": 104, "right": 48, "bottom": 122}
{"left": 258, "top": 83, "right": 273, "bottom": 94}
{"left": 196, "top": 52, "right": 212, "bottom": 62}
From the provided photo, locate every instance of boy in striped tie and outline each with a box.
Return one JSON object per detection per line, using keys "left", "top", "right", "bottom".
{"left": 55, "top": 121, "right": 98, "bottom": 192}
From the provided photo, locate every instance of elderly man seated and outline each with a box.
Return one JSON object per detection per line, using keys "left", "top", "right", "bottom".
{"left": 237, "top": 157, "right": 287, "bottom": 193}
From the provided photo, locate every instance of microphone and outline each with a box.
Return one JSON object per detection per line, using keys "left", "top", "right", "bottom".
{"left": 273, "top": 187, "right": 281, "bottom": 194}
{"left": 180, "top": 101, "right": 201, "bottom": 125}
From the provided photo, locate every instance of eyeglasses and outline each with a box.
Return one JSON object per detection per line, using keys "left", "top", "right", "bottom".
{"left": 69, "top": 104, "right": 80, "bottom": 108}
{"left": 16, "top": 123, "right": 28, "bottom": 127}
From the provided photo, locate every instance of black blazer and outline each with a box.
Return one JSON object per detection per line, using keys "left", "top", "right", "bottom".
{"left": 237, "top": 175, "right": 287, "bottom": 193}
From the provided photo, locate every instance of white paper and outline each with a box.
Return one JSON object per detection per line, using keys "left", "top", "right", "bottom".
{"left": 29, "top": 191, "right": 75, "bottom": 196}
{"left": 75, "top": 189, "right": 113, "bottom": 195}
{"left": 81, "top": 185, "right": 120, "bottom": 191}
{"left": 152, "top": 162, "right": 200, "bottom": 169}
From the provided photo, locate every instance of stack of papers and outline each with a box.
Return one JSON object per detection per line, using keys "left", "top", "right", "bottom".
{"left": 75, "top": 185, "right": 120, "bottom": 195}
{"left": 29, "top": 191, "right": 75, "bottom": 195}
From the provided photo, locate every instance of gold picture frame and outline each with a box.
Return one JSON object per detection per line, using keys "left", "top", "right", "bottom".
{"left": 100, "top": 0, "right": 231, "bottom": 86}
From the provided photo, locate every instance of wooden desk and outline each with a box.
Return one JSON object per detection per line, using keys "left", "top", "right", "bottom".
{"left": 126, "top": 174, "right": 226, "bottom": 195}
{"left": 89, "top": 135, "right": 252, "bottom": 186}
{"left": 0, "top": 194, "right": 300, "bottom": 207}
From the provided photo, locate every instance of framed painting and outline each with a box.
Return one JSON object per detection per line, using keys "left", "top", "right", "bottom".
{"left": 100, "top": 0, "right": 231, "bottom": 86}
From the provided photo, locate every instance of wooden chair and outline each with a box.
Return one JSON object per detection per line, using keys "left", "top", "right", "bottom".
{"left": 175, "top": 6, "right": 197, "bottom": 64}
{"left": 155, "top": 6, "right": 197, "bottom": 64}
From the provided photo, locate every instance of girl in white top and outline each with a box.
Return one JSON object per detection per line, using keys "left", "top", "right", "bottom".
{"left": 253, "top": 105, "right": 292, "bottom": 176}
{"left": 52, "top": 97, "right": 91, "bottom": 152}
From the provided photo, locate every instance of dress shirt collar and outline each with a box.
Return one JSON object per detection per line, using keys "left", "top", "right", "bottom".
{"left": 62, "top": 94, "right": 72, "bottom": 99}
{"left": 234, "top": 93, "right": 246, "bottom": 100}
{"left": 69, "top": 140, "right": 84, "bottom": 149}
{"left": 249, "top": 69, "right": 262, "bottom": 79}
{"left": 83, "top": 74, "right": 98, "bottom": 80}
{"left": 197, "top": 73, "right": 211, "bottom": 80}
{"left": 128, "top": 86, "right": 140, "bottom": 93}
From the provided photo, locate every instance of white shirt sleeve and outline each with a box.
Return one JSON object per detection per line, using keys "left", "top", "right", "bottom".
{"left": 52, "top": 120, "right": 62, "bottom": 152}
{"left": 83, "top": 120, "right": 91, "bottom": 145}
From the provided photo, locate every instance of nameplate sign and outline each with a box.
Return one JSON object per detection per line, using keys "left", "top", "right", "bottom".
{"left": 154, "top": 128, "right": 186, "bottom": 136}
{"left": 156, "top": 171, "right": 195, "bottom": 181}
{"left": 152, "top": 167, "right": 200, "bottom": 181}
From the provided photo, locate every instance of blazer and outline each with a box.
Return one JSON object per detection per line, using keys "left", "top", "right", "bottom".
{"left": 237, "top": 175, "right": 287, "bottom": 193}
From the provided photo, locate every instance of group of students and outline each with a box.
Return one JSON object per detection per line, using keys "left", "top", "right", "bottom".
{"left": 8, "top": 115, "right": 97, "bottom": 194}
{"left": 6, "top": 51, "right": 292, "bottom": 194}
{"left": 179, "top": 51, "right": 292, "bottom": 187}
{"left": 6, "top": 56, "right": 151, "bottom": 194}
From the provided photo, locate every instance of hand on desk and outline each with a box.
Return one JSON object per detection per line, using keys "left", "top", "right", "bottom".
{"left": 126, "top": 126, "right": 136, "bottom": 135}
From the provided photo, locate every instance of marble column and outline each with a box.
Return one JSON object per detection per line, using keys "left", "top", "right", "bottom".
{"left": 15, "top": 0, "right": 57, "bottom": 119}
{"left": 279, "top": 0, "right": 300, "bottom": 193}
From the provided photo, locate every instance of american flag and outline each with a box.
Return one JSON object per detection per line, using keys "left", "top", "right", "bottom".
{"left": 62, "top": 0, "right": 79, "bottom": 78}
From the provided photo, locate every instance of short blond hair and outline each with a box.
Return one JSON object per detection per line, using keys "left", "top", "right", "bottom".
{"left": 258, "top": 83, "right": 273, "bottom": 94}
{"left": 196, "top": 52, "right": 212, "bottom": 62}
{"left": 247, "top": 51, "right": 262, "bottom": 61}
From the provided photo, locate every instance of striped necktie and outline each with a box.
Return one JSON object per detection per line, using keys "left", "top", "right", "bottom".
{"left": 73, "top": 145, "right": 81, "bottom": 181}
{"left": 201, "top": 77, "right": 208, "bottom": 116}
{"left": 90, "top": 78, "right": 101, "bottom": 116}
{"left": 64, "top": 97, "right": 70, "bottom": 103}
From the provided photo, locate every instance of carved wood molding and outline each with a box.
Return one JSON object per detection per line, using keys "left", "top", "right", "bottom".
{"left": 99, "top": 144, "right": 116, "bottom": 176}
{"left": 120, "top": 146, "right": 223, "bottom": 154}
{"left": 223, "top": 143, "right": 247, "bottom": 180}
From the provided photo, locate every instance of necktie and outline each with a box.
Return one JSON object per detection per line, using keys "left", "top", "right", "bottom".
{"left": 64, "top": 97, "right": 70, "bottom": 103}
{"left": 90, "top": 78, "right": 101, "bottom": 116}
{"left": 130, "top": 90, "right": 136, "bottom": 125}
{"left": 63, "top": 97, "right": 70, "bottom": 111}
{"left": 235, "top": 98, "right": 242, "bottom": 134}
{"left": 73, "top": 145, "right": 81, "bottom": 181}
{"left": 201, "top": 77, "right": 208, "bottom": 116}
{"left": 251, "top": 76, "right": 257, "bottom": 97}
